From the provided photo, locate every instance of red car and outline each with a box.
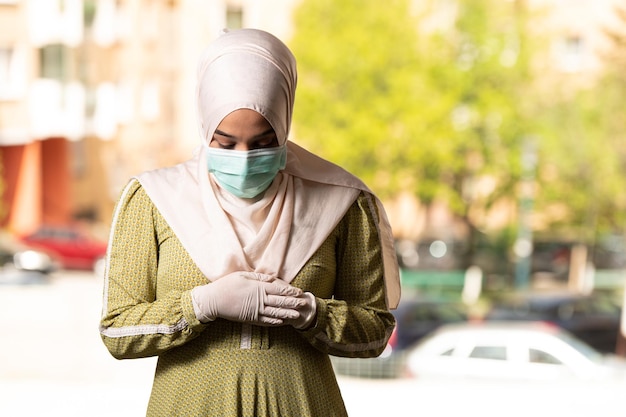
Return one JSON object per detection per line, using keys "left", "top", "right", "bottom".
{"left": 20, "top": 226, "right": 108, "bottom": 271}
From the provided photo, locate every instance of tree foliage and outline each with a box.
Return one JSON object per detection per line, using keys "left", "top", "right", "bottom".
{"left": 290, "top": 0, "right": 426, "bottom": 195}
{"left": 533, "top": 1, "right": 626, "bottom": 242}
{"left": 290, "top": 0, "right": 626, "bottom": 253}
{"left": 291, "top": 0, "right": 540, "bottom": 228}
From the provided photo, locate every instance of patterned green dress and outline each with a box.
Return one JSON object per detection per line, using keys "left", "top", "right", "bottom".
{"left": 100, "top": 180, "right": 396, "bottom": 417}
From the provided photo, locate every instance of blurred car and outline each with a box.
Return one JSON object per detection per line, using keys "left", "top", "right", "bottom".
{"left": 530, "top": 241, "right": 572, "bottom": 281}
{"left": 531, "top": 238, "right": 626, "bottom": 280}
{"left": 0, "top": 233, "right": 55, "bottom": 285}
{"left": 331, "top": 296, "right": 470, "bottom": 378}
{"left": 19, "top": 226, "right": 108, "bottom": 271}
{"left": 405, "top": 321, "right": 626, "bottom": 381}
{"left": 484, "top": 291, "right": 621, "bottom": 353}
{"left": 392, "top": 296, "right": 470, "bottom": 350}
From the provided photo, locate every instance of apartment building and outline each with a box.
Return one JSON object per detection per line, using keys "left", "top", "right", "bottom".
{"left": 0, "top": 0, "right": 296, "bottom": 235}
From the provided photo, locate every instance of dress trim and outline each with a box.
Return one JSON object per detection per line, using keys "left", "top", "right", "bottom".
{"left": 100, "top": 179, "right": 138, "bottom": 318}
{"left": 99, "top": 179, "right": 191, "bottom": 340}
{"left": 240, "top": 324, "right": 253, "bottom": 349}
{"left": 99, "top": 318, "right": 188, "bottom": 338}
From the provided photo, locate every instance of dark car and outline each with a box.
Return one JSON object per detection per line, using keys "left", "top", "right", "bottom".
{"left": 331, "top": 296, "right": 470, "bottom": 378}
{"left": 484, "top": 291, "right": 621, "bottom": 353}
{"left": 19, "top": 225, "right": 108, "bottom": 271}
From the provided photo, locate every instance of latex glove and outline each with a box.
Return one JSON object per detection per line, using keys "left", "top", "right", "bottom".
{"left": 287, "top": 292, "right": 317, "bottom": 330}
{"left": 191, "top": 271, "right": 305, "bottom": 325}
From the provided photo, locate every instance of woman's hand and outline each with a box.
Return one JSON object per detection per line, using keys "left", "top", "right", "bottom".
{"left": 191, "top": 272, "right": 305, "bottom": 325}
{"left": 286, "top": 292, "right": 317, "bottom": 330}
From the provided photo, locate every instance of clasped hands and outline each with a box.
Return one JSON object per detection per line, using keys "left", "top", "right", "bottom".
{"left": 191, "top": 271, "right": 316, "bottom": 329}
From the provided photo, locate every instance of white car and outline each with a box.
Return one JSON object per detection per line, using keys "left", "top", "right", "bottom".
{"left": 405, "top": 321, "right": 626, "bottom": 381}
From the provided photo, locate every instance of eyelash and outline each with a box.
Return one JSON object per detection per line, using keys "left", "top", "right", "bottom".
{"left": 213, "top": 138, "right": 277, "bottom": 149}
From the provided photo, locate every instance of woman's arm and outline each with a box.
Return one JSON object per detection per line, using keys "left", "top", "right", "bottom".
{"left": 99, "top": 180, "right": 207, "bottom": 359}
{"left": 298, "top": 192, "right": 397, "bottom": 358}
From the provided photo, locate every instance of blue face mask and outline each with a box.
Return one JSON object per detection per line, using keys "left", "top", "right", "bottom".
{"left": 206, "top": 145, "right": 287, "bottom": 198}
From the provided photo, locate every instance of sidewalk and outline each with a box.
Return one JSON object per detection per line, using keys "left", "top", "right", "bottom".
{"left": 0, "top": 271, "right": 394, "bottom": 417}
{"left": 3, "top": 271, "right": 624, "bottom": 417}
{"left": 0, "top": 271, "right": 156, "bottom": 416}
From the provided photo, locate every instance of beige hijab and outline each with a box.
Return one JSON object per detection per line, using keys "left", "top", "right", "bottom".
{"left": 136, "top": 29, "right": 400, "bottom": 309}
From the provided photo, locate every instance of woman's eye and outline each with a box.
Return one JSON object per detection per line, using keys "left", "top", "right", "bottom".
{"left": 257, "top": 138, "right": 278, "bottom": 148}
{"left": 213, "top": 139, "right": 235, "bottom": 149}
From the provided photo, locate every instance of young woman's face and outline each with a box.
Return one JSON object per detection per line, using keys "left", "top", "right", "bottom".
{"left": 210, "top": 109, "right": 279, "bottom": 151}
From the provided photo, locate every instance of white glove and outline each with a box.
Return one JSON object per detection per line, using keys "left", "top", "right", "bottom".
{"left": 287, "top": 292, "right": 317, "bottom": 330}
{"left": 191, "top": 271, "right": 305, "bottom": 326}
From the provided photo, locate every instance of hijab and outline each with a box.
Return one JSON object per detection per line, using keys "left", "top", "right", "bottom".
{"left": 136, "top": 28, "right": 400, "bottom": 309}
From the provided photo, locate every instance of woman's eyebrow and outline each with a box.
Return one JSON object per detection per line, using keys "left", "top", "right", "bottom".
{"left": 214, "top": 129, "right": 235, "bottom": 138}
{"left": 214, "top": 128, "right": 275, "bottom": 139}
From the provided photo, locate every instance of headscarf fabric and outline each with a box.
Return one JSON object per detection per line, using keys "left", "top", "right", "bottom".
{"left": 196, "top": 29, "right": 297, "bottom": 146}
{"left": 136, "top": 29, "right": 400, "bottom": 309}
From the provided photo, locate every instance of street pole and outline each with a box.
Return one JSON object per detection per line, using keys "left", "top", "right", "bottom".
{"left": 514, "top": 138, "right": 536, "bottom": 290}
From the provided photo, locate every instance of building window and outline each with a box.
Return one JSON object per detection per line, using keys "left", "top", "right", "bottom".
{"left": 0, "top": 46, "right": 26, "bottom": 100}
{"left": 84, "top": 0, "right": 97, "bottom": 27}
{"left": 557, "top": 35, "right": 586, "bottom": 73}
{"left": 27, "top": 0, "right": 83, "bottom": 47}
{"left": 0, "top": 48, "right": 14, "bottom": 86}
{"left": 39, "top": 44, "right": 69, "bottom": 81}
{"left": 226, "top": 6, "right": 243, "bottom": 29}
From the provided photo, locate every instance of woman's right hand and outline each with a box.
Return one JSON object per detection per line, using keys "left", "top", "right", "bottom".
{"left": 191, "top": 272, "right": 305, "bottom": 325}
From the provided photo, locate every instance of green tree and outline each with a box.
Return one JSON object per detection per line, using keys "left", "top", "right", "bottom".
{"left": 290, "top": 0, "right": 427, "bottom": 195}
{"left": 291, "top": 0, "right": 544, "bottom": 267}
{"left": 533, "top": 2, "right": 626, "bottom": 245}
{"left": 413, "top": 0, "right": 541, "bottom": 249}
{"left": 536, "top": 86, "right": 626, "bottom": 241}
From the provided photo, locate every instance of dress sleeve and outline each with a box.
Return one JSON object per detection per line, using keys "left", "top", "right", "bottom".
{"left": 298, "top": 192, "right": 397, "bottom": 358}
{"left": 99, "top": 179, "right": 206, "bottom": 359}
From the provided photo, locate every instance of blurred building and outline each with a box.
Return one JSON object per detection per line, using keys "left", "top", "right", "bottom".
{"left": 0, "top": 0, "right": 297, "bottom": 236}
{"left": 0, "top": 0, "right": 621, "bottom": 237}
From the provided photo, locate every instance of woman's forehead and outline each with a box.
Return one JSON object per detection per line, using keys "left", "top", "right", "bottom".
{"left": 216, "top": 109, "right": 273, "bottom": 133}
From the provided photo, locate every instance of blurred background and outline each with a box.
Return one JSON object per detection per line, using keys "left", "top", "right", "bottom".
{"left": 1, "top": 0, "right": 626, "bottom": 416}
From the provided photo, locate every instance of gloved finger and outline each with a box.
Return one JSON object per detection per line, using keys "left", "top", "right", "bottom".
{"left": 265, "top": 294, "right": 306, "bottom": 309}
{"left": 263, "top": 281, "right": 303, "bottom": 297}
{"left": 256, "top": 316, "right": 284, "bottom": 326}
{"left": 262, "top": 305, "right": 300, "bottom": 320}
{"left": 242, "top": 272, "right": 275, "bottom": 282}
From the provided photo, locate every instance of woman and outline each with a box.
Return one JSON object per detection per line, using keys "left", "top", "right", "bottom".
{"left": 100, "top": 28, "right": 400, "bottom": 416}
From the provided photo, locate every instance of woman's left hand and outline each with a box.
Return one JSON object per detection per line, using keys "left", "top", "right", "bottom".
{"left": 286, "top": 292, "right": 317, "bottom": 330}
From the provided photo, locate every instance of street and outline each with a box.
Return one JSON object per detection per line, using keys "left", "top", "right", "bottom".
{"left": 1, "top": 271, "right": 625, "bottom": 416}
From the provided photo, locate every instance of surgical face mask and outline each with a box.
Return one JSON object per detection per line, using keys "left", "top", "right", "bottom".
{"left": 206, "top": 145, "right": 287, "bottom": 198}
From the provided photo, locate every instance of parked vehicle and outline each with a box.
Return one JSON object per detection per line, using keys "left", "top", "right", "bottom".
{"left": 19, "top": 226, "right": 108, "bottom": 271}
{"left": 405, "top": 321, "right": 626, "bottom": 381}
{"left": 331, "top": 296, "right": 470, "bottom": 378}
{"left": 0, "top": 233, "right": 55, "bottom": 285}
{"left": 392, "top": 296, "right": 470, "bottom": 350}
{"left": 531, "top": 238, "right": 626, "bottom": 280}
{"left": 484, "top": 290, "right": 621, "bottom": 353}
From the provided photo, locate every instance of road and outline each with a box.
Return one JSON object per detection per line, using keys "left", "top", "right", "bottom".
{"left": 1, "top": 271, "right": 625, "bottom": 416}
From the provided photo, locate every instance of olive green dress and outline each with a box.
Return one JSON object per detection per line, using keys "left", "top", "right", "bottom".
{"left": 100, "top": 180, "right": 395, "bottom": 417}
